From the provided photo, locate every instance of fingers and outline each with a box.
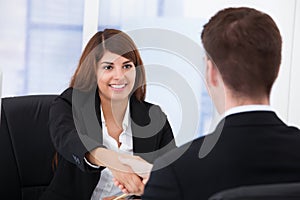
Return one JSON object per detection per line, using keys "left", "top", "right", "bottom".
{"left": 110, "top": 168, "right": 144, "bottom": 195}
{"left": 118, "top": 155, "right": 153, "bottom": 177}
{"left": 114, "top": 178, "right": 129, "bottom": 194}
{"left": 122, "top": 173, "right": 144, "bottom": 194}
{"left": 121, "top": 188, "right": 129, "bottom": 194}
{"left": 103, "top": 153, "right": 151, "bottom": 195}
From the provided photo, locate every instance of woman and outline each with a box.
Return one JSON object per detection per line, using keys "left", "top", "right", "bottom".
{"left": 40, "top": 29, "right": 176, "bottom": 200}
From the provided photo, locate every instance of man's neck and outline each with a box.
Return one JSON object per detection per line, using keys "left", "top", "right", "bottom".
{"left": 222, "top": 92, "right": 270, "bottom": 113}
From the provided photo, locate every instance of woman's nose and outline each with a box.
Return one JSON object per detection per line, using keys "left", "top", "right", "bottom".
{"left": 113, "top": 67, "right": 124, "bottom": 79}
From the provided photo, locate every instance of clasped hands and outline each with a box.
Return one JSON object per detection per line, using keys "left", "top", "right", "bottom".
{"left": 87, "top": 148, "right": 153, "bottom": 196}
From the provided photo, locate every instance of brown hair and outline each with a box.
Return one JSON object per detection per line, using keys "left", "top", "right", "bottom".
{"left": 70, "top": 29, "right": 146, "bottom": 101}
{"left": 52, "top": 29, "right": 146, "bottom": 170}
{"left": 201, "top": 7, "right": 282, "bottom": 98}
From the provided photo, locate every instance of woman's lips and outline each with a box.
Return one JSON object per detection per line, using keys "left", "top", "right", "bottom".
{"left": 109, "top": 84, "right": 127, "bottom": 90}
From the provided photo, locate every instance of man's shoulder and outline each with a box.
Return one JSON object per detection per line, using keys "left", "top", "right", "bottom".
{"left": 152, "top": 136, "right": 205, "bottom": 170}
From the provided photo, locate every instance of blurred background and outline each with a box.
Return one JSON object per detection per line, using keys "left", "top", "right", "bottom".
{"left": 0, "top": 0, "right": 299, "bottom": 145}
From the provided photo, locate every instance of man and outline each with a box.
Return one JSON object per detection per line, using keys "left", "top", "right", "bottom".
{"left": 141, "top": 7, "right": 300, "bottom": 200}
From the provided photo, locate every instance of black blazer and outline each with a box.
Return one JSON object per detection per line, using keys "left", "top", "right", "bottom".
{"left": 40, "top": 88, "right": 176, "bottom": 200}
{"left": 143, "top": 111, "right": 300, "bottom": 200}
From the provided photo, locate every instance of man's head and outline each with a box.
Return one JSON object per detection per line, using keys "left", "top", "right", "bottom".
{"left": 201, "top": 7, "right": 282, "bottom": 108}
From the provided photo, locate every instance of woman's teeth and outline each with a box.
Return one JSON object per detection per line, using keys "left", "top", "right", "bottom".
{"left": 110, "top": 84, "right": 126, "bottom": 89}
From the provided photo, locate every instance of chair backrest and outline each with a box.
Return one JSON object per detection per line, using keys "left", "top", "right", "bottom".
{"left": 209, "top": 182, "right": 300, "bottom": 200}
{"left": 0, "top": 95, "right": 57, "bottom": 200}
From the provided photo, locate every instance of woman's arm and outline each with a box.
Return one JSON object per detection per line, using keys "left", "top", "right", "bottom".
{"left": 49, "top": 89, "right": 148, "bottom": 194}
{"left": 49, "top": 89, "right": 104, "bottom": 172}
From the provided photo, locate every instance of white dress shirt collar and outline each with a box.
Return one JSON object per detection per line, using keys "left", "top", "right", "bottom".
{"left": 100, "top": 102, "right": 130, "bottom": 132}
{"left": 224, "top": 104, "right": 275, "bottom": 117}
{"left": 206, "top": 104, "right": 276, "bottom": 135}
{"left": 100, "top": 101, "right": 133, "bottom": 152}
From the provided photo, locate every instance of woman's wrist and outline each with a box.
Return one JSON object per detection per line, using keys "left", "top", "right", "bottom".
{"left": 86, "top": 147, "right": 107, "bottom": 166}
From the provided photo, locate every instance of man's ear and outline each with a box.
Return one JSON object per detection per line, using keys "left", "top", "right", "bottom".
{"left": 205, "top": 58, "right": 226, "bottom": 115}
{"left": 206, "top": 59, "right": 219, "bottom": 87}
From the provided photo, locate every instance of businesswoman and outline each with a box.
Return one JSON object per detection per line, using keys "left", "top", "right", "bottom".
{"left": 40, "top": 29, "right": 176, "bottom": 200}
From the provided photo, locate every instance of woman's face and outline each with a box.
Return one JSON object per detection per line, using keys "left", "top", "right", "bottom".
{"left": 97, "top": 51, "right": 136, "bottom": 102}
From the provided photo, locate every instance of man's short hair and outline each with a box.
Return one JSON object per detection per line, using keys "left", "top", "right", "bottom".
{"left": 201, "top": 7, "right": 282, "bottom": 98}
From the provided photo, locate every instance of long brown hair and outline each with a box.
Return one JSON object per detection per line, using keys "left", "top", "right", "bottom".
{"left": 70, "top": 29, "right": 146, "bottom": 101}
{"left": 52, "top": 29, "right": 147, "bottom": 170}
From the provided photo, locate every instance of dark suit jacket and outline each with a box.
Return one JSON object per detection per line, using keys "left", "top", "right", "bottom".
{"left": 40, "top": 88, "right": 176, "bottom": 200}
{"left": 143, "top": 111, "right": 300, "bottom": 200}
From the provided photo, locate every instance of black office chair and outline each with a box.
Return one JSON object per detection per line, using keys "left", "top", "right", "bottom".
{"left": 209, "top": 182, "right": 300, "bottom": 200}
{"left": 0, "top": 95, "right": 57, "bottom": 200}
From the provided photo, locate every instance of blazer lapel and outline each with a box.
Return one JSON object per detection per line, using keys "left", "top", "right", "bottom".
{"left": 129, "top": 97, "right": 169, "bottom": 163}
{"left": 77, "top": 88, "right": 103, "bottom": 146}
{"left": 130, "top": 97, "right": 151, "bottom": 155}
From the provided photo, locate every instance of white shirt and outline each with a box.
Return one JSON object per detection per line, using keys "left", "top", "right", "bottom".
{"left": 90, "top": 103, "right": 133, "bottom": 200}
{"left": 207, "top": 105, "right": 275, "bottom": 134}
{"left": 224, "top": 104, "right": 275, "bottom": 117}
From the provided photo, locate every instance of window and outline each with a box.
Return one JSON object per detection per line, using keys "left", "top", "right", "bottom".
{"left": 0, "top": 0, "right": 84, "bottom": 96}
{"left": 0, "top": 0, "right": 214, "bottom": 145}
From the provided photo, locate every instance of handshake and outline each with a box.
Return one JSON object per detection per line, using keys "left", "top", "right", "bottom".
{"left": 87, "top": 148, "right": 153, "bottom": 199}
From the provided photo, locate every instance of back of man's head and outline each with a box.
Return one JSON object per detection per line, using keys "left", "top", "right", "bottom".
{"left": 201, "top": 7, "right": 282, "bottom": 99}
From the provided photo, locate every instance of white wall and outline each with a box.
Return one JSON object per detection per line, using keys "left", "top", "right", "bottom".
{"left": 183, "top": 0, "right": 299, "bottom": 127}
{"left": 81, "top": 0, "right": 300, "bottom": 141}
{"left": 288, "top": 1, "right": 300, "bottom": 128}
{"left": 121, "top": 19, "right": 207, "bottom": 146}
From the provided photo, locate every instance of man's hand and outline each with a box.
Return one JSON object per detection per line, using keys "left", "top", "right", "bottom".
{"left": 118, "top": 155, "right": 153, "bottom": 184}
{"left": 113, "top": 155, "right": 153, "bottom": 195}
{"left": 86, "top": 148, "right": 151, "bottom": 195}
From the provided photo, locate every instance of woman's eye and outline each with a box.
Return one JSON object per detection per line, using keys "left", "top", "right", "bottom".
{"left": 123, "top": 64, "right": 133, "bottom": 69}
{"left": 103, "top": 65, "right": 113, "bottom": 70}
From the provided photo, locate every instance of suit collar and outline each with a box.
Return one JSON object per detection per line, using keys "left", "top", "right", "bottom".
{"left": 199, "top": 111, "right": 285, "bottom": 159}
{"left": 224, "top": 111, "right": 284, "bottom": 127}
{"left": 129, "top": 96, "right": 150, "bottom": 127}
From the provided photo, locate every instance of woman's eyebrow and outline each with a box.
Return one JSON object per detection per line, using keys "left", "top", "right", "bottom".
{"left": 100, "top": 60, "right": 132, "bottom": 65}
{"left": 123, "top": 60, "right": 132, "bottom": 64}
{"left": 100, "top": 61, "right": 114, "bottom": 65}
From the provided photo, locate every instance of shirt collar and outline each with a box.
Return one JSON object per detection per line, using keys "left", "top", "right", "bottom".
{"left": 224, "top": 104, "right": 275, "bottom": 117}
{"left": 206, "top": 105, "right": 275, "bottom": 135}
{"left": 100, "top": 101, "right": 130, "bottom": 130}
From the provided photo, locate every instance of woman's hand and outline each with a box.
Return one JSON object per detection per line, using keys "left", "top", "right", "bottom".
{"left": 109, "top": 167, "right": 144, "bottom": 195}
{"left": 118, "top": 154, "right": 153, "bottom": 184}
{"left": 86, "top": 148, "right": 151, "bottom": 195}
{"left": 113, "top": 154, "right": 153, "bottom": 195}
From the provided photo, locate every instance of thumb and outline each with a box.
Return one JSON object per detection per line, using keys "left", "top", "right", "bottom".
{"left": 118, "top": 156, "right": 153, "bottom": 176}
